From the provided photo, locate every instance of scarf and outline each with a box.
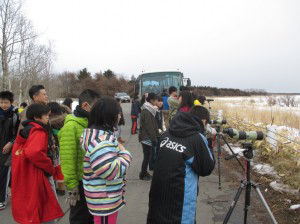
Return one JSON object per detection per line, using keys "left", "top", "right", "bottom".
{"left": 141, "top": 102, "right": 157, "bottom": 117}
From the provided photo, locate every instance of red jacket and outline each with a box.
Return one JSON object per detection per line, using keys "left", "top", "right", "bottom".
{"left": 11, "top": 121, "right": 64, "bottom": 224}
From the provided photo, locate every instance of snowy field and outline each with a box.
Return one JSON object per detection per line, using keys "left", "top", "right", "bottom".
{"left": 212, "top": 95, "right": 300, "bottom": 196}
{"left": 214, "top": 95, "right": 300, "bottom": 115}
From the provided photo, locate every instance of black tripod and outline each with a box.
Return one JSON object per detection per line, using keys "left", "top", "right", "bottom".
{"left": 223, "top": 143, "right": 278, "bottom": 224}
{"left": 215, "top": 126, "right": 244, "bottom": 190}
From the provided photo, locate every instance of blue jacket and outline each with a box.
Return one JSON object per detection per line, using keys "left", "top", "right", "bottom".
{"left": 162, "top": 96, "right": 169, "bottom": 110}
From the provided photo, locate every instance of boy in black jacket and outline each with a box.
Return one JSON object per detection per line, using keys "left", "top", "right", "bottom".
{"left": 0, "top": 91, "right": 20, "bottom": 210}
{"left": 147, "top": 105, "right": 215, "bottom": 224}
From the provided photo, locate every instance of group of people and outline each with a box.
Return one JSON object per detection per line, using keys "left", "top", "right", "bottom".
{"left": 130, "top": 86, "right": 216, "bottom": 223}
{"left": 0, "top": 84, "right": 215, "bottom": 224}
{"left": 0, "top": 86, "right": 131, "bottom": 224}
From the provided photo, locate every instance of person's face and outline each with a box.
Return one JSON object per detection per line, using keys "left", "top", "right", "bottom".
{"left": 35, "top": 112, "right": 50, "bottom": 125}
{"left": 82, "top": 100, "right": 97, "bottom": 113}
{"left": 151, "top": 99, "right": 159, "bottom": 106}
{"left": 157, "top": 101, "right": 163, "bottom": 108}
{"left": 0, "top": 99, "right": 12, "bottom": 111}
{"left": 33, "top": 89, "right": 48, "bottom": 104}
{"left": 202, "top": 119, "right": 207, "bottom": 127}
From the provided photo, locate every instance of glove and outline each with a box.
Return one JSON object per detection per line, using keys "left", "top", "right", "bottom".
{"left": 66, "top": 187, "right": 80, "bottom": 207}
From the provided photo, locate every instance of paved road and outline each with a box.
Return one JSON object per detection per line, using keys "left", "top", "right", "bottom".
{"left": 1, "top": 103, "right": 264, "bottom": 224}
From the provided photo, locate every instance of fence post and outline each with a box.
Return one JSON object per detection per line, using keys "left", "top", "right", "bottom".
{"left": 266, "top": 125, "right": 278, "bottom": 151}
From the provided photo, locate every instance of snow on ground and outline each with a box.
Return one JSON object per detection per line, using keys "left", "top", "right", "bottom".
{"left": 290, "top": 204, "right": 300, "bottom": 210}
{"left": 222, "top": 144, "right": 299, "bottom": 195}
{"left": 215, "top": 95, "right": 300, "bottom": 115}
{"left": 269, "top": 181, "right": 299, "bottom": 195}
{"left": 253, "top": 163, "right": 279, "bottom": 179}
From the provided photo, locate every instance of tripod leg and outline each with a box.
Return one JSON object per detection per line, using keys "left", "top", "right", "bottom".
{"left": 243, "top": 182, "right": 252, "bottom": 224}
{"left": 223, "top": 182, "right": 245, "bottom": 224}
{"left": 222, "top": 135, "right": 244, "bottom": 171}
{"left": 217, "top": 134, "right": 222, "bottom": 190}
{"left": 253, "top": 185, "right": 278, "bottom": 224}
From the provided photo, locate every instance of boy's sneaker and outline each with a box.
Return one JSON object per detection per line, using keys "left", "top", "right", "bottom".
{"left": 0, "top": 202, "right": 6, "bottom": 210}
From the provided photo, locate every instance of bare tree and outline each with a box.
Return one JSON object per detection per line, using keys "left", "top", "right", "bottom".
{"left": 279, "top": 95, "right": 297, "bottom": 107}
{"left": 0, "top": 0, "right": 36, "bottom": 90}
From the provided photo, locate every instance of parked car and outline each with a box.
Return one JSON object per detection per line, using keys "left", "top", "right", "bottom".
{"left": 115, "top": 92, "right": 131, "bottom": 103}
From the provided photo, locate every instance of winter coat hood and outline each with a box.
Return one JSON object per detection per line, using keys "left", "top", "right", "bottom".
{"left": 64, "top": 113, "right": 88, "bottom": 128}
{"left": 169, "top": 112, "right": 205, "bottom": 137}
{"left": 81, "top": 128, "right": 117, "bottom": 152}
{"left": 50, "top": 113, "right": 67, "bottom": 130}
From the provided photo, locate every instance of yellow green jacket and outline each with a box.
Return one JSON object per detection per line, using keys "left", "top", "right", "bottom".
{"left": 58, "top": 114, "right": 88, "bottom": 190}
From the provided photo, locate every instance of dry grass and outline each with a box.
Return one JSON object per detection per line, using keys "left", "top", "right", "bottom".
{"left": 211, "top": 100, "right": 300, "bottom": 130}
{"left": 211, "top": 99, "right": 300, "bottom": 190}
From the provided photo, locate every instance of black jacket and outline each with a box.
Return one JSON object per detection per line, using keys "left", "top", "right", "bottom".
{"left": 0, "top": 106, "right": 20, "bottom": 165}
{"left": 131, "top": 100, "right": 141, "bottom": 117}
{"left": 147, "top": 112, "right": 215, "bottom": 224}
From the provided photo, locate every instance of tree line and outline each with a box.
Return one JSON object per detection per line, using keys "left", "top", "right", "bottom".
{"left": 192, "top": 86, "right": 267, "bottom": 97}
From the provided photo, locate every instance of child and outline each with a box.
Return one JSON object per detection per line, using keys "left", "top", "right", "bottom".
{"left": 178, "top": 90, "right": 194, "bottom": 112}
{"left": 0, "top": 91, "right": 20, "bottom": 210}
{"left": 59, "top": 89, "right": 100, "bottom": 224}
{"left": 116, "top": 98, "right": 125, "bottom": 143}
{"left": 48, "top": 102, "right": 68, "bottom": 195}
{"left": 139, "top": 93, "right": 159, "bottom": 180}
{"left": 81, "top": 97, "right": 132, "bottom": 224}
{"left": 11, "top": 104, "right": 63, "bottom": 223}
{"left": 131, "top": 95, "right": 140, "bottom": 135}
{"left": 147, "top": 104, "right": 215, "bottom": 224}
{"left": 168, "top": 86, "right": 179, "bottom": 122}
{"left": 18, "top": 102, "right": 28, "bottom": 114}
{"left": 155, "top": 96, "right": 166, "bottom": 134}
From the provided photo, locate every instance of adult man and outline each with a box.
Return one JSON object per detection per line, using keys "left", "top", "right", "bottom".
{"left": 167, "top": 86, "right": 179, "bottom": 122}
{"left": 19, "top": 85, "right": 49, "bottom": 128}
{"left": 147, "top": 104, "right": 215, "bottom": 224}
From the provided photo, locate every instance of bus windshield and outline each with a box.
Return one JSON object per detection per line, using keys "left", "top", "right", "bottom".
{"left": 141, "top": 72, "right": 183, "bottom": 94}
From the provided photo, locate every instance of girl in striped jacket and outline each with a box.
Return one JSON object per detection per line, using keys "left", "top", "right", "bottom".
{"left": 81, "top": 97, "right": 132, "bottom": 224}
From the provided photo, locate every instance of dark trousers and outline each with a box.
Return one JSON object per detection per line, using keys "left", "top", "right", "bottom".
{"left": 69, "top": 181, "right": 93, "bottom": 224}
{"left": 149, "top": 141, "right": 159, "bottom": 171}
{"left": 131, "top": 116, "right": 137, "bottom": 134}
{"left": 141, "top": 144, "right": 152, "bottom": 175}
{"left": 0, "top": 165, "right": 10, "bottom": 203}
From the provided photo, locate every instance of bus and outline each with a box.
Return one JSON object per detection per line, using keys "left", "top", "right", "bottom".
{"left": 134, "top": 71, "right": 191, "bottom": 98}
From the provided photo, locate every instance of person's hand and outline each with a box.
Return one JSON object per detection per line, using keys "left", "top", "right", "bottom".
{"left": 66, "top": 187, "right": 80, "bottom": 207}
{"left": 118, "top": 143, "right": 125, "bottom": 151}
{"left": 2, "top": 142, "right": 13, "bottom": 154}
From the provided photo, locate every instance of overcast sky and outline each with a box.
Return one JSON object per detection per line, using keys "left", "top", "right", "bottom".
{"left": 24, "top": 0, "right": 300, "bottom": 93}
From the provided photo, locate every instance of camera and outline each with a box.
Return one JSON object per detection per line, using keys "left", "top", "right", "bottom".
{"left": 223, "top": 128, "right": 264, "bottom": 141}
{"left": 211, "top": 119, "right": 227, "bottom": 126}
